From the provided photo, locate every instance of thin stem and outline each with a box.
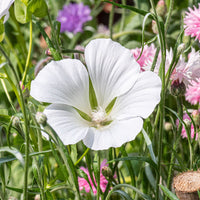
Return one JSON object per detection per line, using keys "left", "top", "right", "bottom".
{"left": 1, "top": 79, "right": 17, "bottom": 113}
{"left": 120, "top": 0, "right": 126, "bottom": 32}
{"left": 149, "top": 1, "right": 166, "bottom": 200}
{"left": 0, "top": 44, "right": 30, "bottom": 200}
{"left": 74, "top": 148, "right": 90, "bottom": 166}
{"left": 21, "top": 20, "right": 33, "bottom": 87}
{"left": 164, "top": 0, "right": 174, "bottom": 33}
{"left": 165, "top": 97, "right": 183, "bottom": 200}
{"left": 96, "top": 152, "right": 101, "bottom": 200}
{"left": 109, "top": 3, "right": 114, "bottom": 40}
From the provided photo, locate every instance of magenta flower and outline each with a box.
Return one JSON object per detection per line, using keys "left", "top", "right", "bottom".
{"left": 57, "top": 3, "right": 92, "bottom": 34}
{"left": 176, "top": 113, "right": 198, "bottom": 140}
{"left": 131, "top": 44, "right": 157, "bottom": 71}
{"left": 185, "top": 79, "right": 200, "bottom": 105}
{"left": 184, "top": 4, "right": 200, "bottom": 41}
{"left": 78, "top": 160, "right": 109, "bottom": 195}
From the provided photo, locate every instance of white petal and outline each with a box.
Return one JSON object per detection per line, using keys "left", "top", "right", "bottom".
{"left": 31, "top": 59, "right": 91, "bottom": 114}
{"left": 83, "top": 117, "right": 143, "bottom": 150}
{"left": 111, "top": 71, "right": 161, "bottom": 120}
{"left": 85, "top": 39, "right": 140, "bottom": 109}
{"left": 44, "top": 104, "right": 89, "bottom": 145}
{"left": 0, "top": 0, "right": 14, "bottom": 22}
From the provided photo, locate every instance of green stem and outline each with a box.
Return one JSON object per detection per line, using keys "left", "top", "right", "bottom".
{"left": 164, "top": 0, "right": 174, "bottom": 33}
{"left": 149, "top": 1, "right": 166, "bottom": 200}
{"left": 0, "top": 79, "right": 17, "bottom": 113}
{"left": 0, "top": 44, "right": 30, "bottom": 200}
{"left": 21, "top": 20, "right": 33, "bottom": 87}
{"left": 120, "top": 0, "right": 126, "bottom": 32}
{"left": 165, "top": 97, "right": 183, "bottom": 200}
{"left": 74, "top": 148, "right": 90, "bottom": 166}
{"left": 109, "top": 3, "right": 114, "bottom": 40}
{"left": 96, "top": 152, "right": 101, "bottom": 200}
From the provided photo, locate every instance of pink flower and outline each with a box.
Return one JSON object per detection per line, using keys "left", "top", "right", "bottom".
{"left": 171, "top": 49, "right": 200, "bottom": 87}
{"left": 78, "top": 159, "right": 109, "bottom": 195}
{"left": 185, "top": 79, "right": 200, "bottom": 105}
{"left": 184, "top": 4, "right": 200, "bottom": 41}
{"left": 131, "top": 44, "right": 157, "bottom": 71}
{"left": 176, "top": 113, "right": 198, "bottom": 140}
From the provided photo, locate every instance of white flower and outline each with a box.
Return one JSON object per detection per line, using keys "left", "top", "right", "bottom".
{"left": 0, "top": 0, "right": 14, "bottom": 23}
{"left": 30, "top": 39, "right": 161, "bottom": 150}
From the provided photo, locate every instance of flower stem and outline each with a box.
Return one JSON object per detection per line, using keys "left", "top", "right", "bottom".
{"left": 120, "top": 0, "right": 126, "bottom": 32}
{"left": 164, "top": 97, "right": 183, "bottom": 200}
{"left": 21, "top": 20, "right": 33, "bottom": 87}
{"left": 149, "top": 1, "right": 166, "bottom": 199}
{"left": 165, "top": 0, "right": 174, "bottom": 33}
{"left": 109, "top": 3, "right": 114, "bottom": 40}
{"left": 74, "top": 148, "right": 90, "bottom": 166}
{"left": 0, "top": 45, "right": 30, "bottom": 200}
{"left": 96, "top": 151, "right": 101, "bottom": 200}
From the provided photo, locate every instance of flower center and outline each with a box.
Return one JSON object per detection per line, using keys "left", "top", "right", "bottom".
{"left": 91, "top": 107, "right": 111, "bottom": 128}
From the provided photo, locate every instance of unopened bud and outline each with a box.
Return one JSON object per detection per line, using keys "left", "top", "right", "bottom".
{"left": 102, "top": 166, "right": 112, "bottom": 179}
{"left": 156, "top": 0, "right": 167, "bottom": 18}
{"left": 11, "top": 116, "right": 20, "bottom": 127}
{"left": 183, "top": 118, "right": 191, "bottom": 127}
{"left": 152, "top": 20, "right": 158, "bottom": 34}
{"left": 192, "top": 110, "right": 200, "bottom": 126}
{"left": 177, "top": 43, "right": 186, "bottom": 55}
{"left": 170, "top": 80, "right": 186, "bottom": 96}
{"left": 164, "top": 122, "right": 173, "bottom": 131}
{"left": 34, "top": 194, "right": 40, "bottom": 200}
{"left": 45, "top": 49, "right": 52, "bottom": 56}
{"left": 36, "top": 112, "right": 47, "bottom": 125}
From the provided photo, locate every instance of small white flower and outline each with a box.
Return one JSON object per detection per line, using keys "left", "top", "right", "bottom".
{"left": 30, "top": 39, "right": 161, "bottom": 150}
{"left": 0, "top": 0, "right": 14, "bottom": 23}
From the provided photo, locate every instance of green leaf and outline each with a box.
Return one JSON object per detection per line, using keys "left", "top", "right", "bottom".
{"left": 112, "top": 190, "right": 133, "bottom": 200}
{"left": 0, "top": 147, "right": 24, "bottom": 166}
{"left": 159, "top": 185, "right": 179, "bottom": 200}
{"left": 103, "top": 0, "right": 151, "bottom": 18}
{"left": 108, "top": 156, "right": 158, "bottom": 174}
{"left": 27, "top": 0, "right": 48, "bottom": 18}
{"left": 89, "top": 78, "right": 98, "bottom": 110}
{"left": 142, "top": 129, "right": 157, "bottom": 164}
{"left": 0, "top": 19, "right": 4, "bottom": 42}
{"left": 106, "top": 97, "right": 117, "bottom": 114}
{"left": 0, "top": 114, "right": 10, "bottom": 124}
{"left": 73, "top": 107, "right": 92, "bottom": 122}
{"left": 14, "top": 0, "right": 31, "bottom": 24}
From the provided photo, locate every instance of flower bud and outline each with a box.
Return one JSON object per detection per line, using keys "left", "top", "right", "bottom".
{"left": 156, "top": 0, "right": 167, "bottom": 18}
{"left": 183, "top": 118, "right": 191, "bottom": 127}
{"left": 36, "top": 112, "right": 47, "bottom": 125}
{"left": 102, "top": 166, "right": 112, "bottom": 179}
{"left": 192, "top": 110, "right": 200, "bottom": 126}
{"left": 11, "top": 116, "right": 20, "bottom": 127}
{"left": 45, "top": 49, "right": 52, "bottom": 56}
{"left": 170, "top": 80, "right": 186, "bottom": 96}
{"left": 152, "top": 20, "right": 158, "bottom": 34}
{"left": 34, "top": 194, "right": 40, "bottom": 200}
{"left": 164, "top": 122, "right": 173, "bottom": 131}
{"left": 177, "top": 43, "right": 186, "bottom": 55}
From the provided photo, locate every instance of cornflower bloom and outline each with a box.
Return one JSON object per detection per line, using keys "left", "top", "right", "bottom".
{"left": 131, "top": 44, "right": 157, "bottom": 71}
{"left": 57, "top": 3, "right": 92, "bottom": 34}
{"left": 185, "top": 79, "right": 200, "bottom": 105}
{"left": 184, "top": 4, "right": 200, "bottom": 42}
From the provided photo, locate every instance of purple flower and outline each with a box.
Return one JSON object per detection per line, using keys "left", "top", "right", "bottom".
{"left": 57, "top": 3, "right": 92, "bottom": 34}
